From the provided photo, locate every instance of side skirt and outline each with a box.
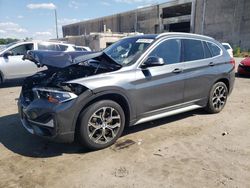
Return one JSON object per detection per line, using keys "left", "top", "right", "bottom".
{"left": 134, "top": 104, "right": 202, "bottom": 125}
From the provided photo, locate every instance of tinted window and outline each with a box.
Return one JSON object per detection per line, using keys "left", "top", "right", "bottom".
{"left": 58, "top": 45, "right": 68, "bottom": 51}
{"left": 74, "top": 47, "right": 86, "bottom": 51}
{"left": 38, "top": 44, "right": 57, "bottom": 51}
{"left": 11, "top": 43, "right": 34, "bottom": 55}
{"left": 222, "top": 44, "right": 230, "bottom": 50}
{"left": 149, "top": 39, "right": 181, "bottom": 64}
{"left": 207, "top": 42, "right": 221, "bottom": 56}
{"left": 203, "top": 41, "right": 212, "bottom": 58}
{"left": 183, "top": 39, "right": 204, "bottom": 61}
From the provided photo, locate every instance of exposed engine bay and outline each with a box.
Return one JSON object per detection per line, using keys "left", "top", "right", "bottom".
{"left": 21, "top": 51, "right": 122, "bottom": 103}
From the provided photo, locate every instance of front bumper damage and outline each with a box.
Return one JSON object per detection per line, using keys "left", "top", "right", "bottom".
{"left": 18, "top": 90, "right": 93, "bottom": 143}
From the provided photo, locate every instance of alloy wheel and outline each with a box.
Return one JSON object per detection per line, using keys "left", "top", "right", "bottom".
{"left": 87, "top": 107, "right": 121, "bottom": 144}
{"left": 212, "top": 85, "right": 227, "bottom": 110}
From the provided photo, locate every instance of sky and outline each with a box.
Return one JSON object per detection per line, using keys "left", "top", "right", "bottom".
{"left": 0, "top": 0, "right": 168, "bottom": 40}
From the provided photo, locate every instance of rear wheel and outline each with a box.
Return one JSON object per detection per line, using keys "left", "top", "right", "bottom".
{"left": 78, "top": 100, "right": 125, "bottom": 150}
{"left": 205, "top": 82, "right": 228, "bottom": 113}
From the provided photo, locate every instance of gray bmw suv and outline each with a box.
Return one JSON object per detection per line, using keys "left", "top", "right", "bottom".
{"left": 18, "top": 33, "right": 235, "bottom": 150}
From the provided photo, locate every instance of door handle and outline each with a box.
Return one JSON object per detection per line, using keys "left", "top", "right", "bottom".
{"left": 172, "top": 68, "right": 183, "bottom": 73}
{"left": 209, "top": 62, "right": 214, "bottom": 66}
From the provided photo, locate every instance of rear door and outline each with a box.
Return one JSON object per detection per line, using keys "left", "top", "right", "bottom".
{"left": 135, "top": 38, "right": 185, "bottom": 118}
{"left": 182, "top": 39, "right": 221, "bottom": 103}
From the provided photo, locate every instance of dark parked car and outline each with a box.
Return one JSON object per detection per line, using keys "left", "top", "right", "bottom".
{"left": 18, "top": 33, "right": 235, "bottom": 150}
{"left": 238, "top": 57, "right": 250, "bottom": 76}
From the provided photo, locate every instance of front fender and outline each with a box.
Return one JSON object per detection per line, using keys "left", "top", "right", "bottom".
{"left": 71, "top": 88, "right": 136, "bottom": 134}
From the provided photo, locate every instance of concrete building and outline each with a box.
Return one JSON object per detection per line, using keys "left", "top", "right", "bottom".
{"left": 62, "top": 0, "right": 250, "bottom": 50}
{"left": 60, "top": 32, "right": 142, "bottom": 51}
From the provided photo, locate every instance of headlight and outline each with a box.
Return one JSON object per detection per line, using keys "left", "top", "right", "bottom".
{"left": 33, "top": 88, "right": 78, "bottom": 103}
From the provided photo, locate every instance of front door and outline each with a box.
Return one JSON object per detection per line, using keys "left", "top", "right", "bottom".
{"left": 134, "top": 38, "right": 185, "bottom": 118}
{"left": 3, "top": 43, "right": 38, "bottom": 79}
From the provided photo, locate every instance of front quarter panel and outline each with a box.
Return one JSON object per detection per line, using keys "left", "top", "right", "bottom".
{"left": 67, "top": 68, "right": 138, "bottom": 120}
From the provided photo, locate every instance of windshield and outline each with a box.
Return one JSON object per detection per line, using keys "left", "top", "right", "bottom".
{"left": 104, "top": 37, "right": 154, "bottom": 66}
{"left": 0, "top": 45, "right": 6, "bottom": 52}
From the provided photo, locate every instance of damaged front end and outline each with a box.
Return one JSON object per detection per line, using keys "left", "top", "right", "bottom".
{"left": 18, "top": 50, "right": 121, "bottom": 142}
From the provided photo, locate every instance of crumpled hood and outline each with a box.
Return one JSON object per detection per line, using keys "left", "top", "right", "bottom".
{"left": 23, "top": 50, "right": 103, "bottom": 68}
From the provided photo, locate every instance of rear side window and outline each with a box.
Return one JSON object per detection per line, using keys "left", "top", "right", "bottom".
{"left": 38, "top": 44, "right": 57, "bottom": 51}
{"left": 58, "top": 45, "right": 68, "bottom": 51}
{"left": 149, "top": 39, "right": 181, "bottom": 64}
{"left": 203, "top": 41, "right": 212, "bottom": 58}
{"left": 223, "top": 44, "right": 230, "bottom": 50}
{"left": 182, "top": 39, "right": 204, "bottom": 61}
{"left": 207, "top": 42, "right": 222, "bottom": 56}
{"left": 74, "top": 47, "right": 86, "bottom": 51}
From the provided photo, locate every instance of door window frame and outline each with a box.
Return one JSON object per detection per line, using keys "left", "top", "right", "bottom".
{"left": 9, "top": 43, "right": 34, "bottom": 56}
{"left": 137, "top": 37, "right": 183, "bottom": 68}
{"left": 136, "top": 37, "right": 224, "bottom": 68}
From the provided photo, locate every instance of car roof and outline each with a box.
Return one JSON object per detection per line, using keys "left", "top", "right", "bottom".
{"left": 156, "top": 32, "right": 214, "bottom": 40}
{"left": 222, "top": 43, "right": 231, "bottom": 46}
{"left": 128, "top": 32, "right": 214, "bottom": 41}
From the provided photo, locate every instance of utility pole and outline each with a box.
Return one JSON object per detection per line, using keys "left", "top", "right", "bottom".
{"left": 54, "top": 9, "right": 59, "bottom": 39}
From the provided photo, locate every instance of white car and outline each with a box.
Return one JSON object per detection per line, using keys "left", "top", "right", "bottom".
{"left": 0, "top": 41, "right": 91, "bottom": 84}
{"left": 222, "top": 43, "right": 233, "bottom": 57}
{"left": 73, "top": 45, "right": 91, "bottom": 52}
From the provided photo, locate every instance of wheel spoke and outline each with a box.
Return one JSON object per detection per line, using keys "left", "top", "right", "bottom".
{"left": 89, "top": 128, "right": 98, "bottom": 139}
{"left": 92, "top": 114, "right": 102, "bottom": 120}
{"left": 94, "top": 134, "right": 103, "bottom": 143}
{"left": 88, "top": 122, "right": 101, "bottom": 129}
{"left": 107, "top": 123, "right": 121, "bottom": 129}
{"left": 101, "top": 107, "right": 107, "bottom": 120}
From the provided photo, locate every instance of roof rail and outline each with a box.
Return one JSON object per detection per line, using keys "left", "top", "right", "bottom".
{"left": 156, "top": 32, "right": 213, "bottom": 40}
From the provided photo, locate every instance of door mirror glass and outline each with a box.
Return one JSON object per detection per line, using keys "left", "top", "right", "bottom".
{"left": 141, "top": 56, "right": 165, "bottom": 68}
{"left": 3, "top": 51, "right": 13, "bottom": 58}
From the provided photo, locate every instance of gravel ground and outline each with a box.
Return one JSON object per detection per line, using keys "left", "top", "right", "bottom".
{"left": 0, "top": 58, "right": 249, "bottom": 188}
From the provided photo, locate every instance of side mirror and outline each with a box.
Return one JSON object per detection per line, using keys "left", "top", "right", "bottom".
{"left": 141, "top": 56, "right": 165, "bottom": 68}
{"left": 3, "top": 51, "right": 13, "bottom": 58}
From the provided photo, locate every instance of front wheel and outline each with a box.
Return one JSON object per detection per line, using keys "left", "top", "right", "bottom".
{"left": 78, "top": 100, "right": 125, "bottom": 150}
{"left": 205, "top": 82, "right": 228, "bottom": 114}
{"left": 0, "top": 74, "right": 2, "bottom": 85}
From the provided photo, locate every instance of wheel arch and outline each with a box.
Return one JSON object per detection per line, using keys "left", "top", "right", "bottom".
{"left": 74, "top": 90, "right": 134, "bottom": 139}
{"left": 214, "top": 78, "right": 230, "bottom": 91}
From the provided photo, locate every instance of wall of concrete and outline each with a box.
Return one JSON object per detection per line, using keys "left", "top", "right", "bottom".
{"left": 62, "top": 0, "right": 250, "bottom": 50}
{"left": 195, "top": 0, "right": 250, "bottom": 50}
{"left": 62, "top": 6, "right": 159, "bottom": 36}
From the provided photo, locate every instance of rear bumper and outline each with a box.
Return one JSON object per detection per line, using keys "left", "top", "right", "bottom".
{"left": 18, "top": 90, "right": 93, "bottom": 143}
{"left": 228, "top": 67, "right": 235, "bottom": 95}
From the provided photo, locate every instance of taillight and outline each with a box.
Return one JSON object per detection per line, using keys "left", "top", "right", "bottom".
{"left": 230, "top": 58, "right": 235, "bottom": 69}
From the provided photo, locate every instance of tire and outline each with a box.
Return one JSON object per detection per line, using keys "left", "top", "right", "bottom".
{"left": 205, "top": 82, "right": 228, "bottom": 114}
{"left": 0, "top": 74, "right": 2, "bottom": 85}
{"left": 78, "top": 100, "right": 125, "bottom": 150}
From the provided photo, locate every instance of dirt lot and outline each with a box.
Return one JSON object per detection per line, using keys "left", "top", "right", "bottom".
{"left": 0, "top": 58, "right": 250, "bottom": 188}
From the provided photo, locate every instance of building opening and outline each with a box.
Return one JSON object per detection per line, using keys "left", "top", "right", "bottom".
{"left": 168, "top": 22, "right": 190, "bottom": 32}
{"left": 161, "top": 2, "right": 192, "bottom": 33}
{"left": 162, "top": 3, "right": 192, "bottom": 19}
